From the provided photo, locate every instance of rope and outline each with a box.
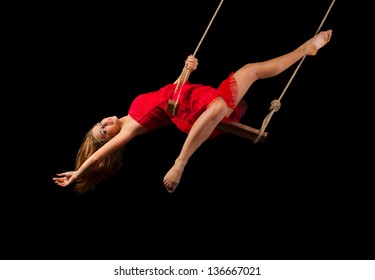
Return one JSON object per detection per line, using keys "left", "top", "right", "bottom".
{"left": 168, "top": 0, "right": 225, "bottom": 115}
{"left": 254, "top": 0, "right": 336, "bottom": 143}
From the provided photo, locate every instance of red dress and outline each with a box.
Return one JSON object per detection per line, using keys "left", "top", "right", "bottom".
{"left": 128, "top": 73, "right": 247, "bottom": 139}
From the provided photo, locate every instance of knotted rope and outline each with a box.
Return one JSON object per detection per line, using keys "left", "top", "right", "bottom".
{"left": 254, "top": 0, "right": 336, "bottom": 143}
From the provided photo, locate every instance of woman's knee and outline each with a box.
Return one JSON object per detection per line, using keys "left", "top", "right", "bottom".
{"left": 207, "top": 97, "right": 228, "bottom": 120}
{"left": 233, "top": 63, "right": 258, "bottom": 83}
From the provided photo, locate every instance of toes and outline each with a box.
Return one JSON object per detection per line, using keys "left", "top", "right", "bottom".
{"left": 163, "top": 180, "right": 176, "bottom": 193}
{"left": 164, "top": 182, "right": 177, "bottom": 193}
{"left": 324, "top": 30, "right": 332, "bottom": 43}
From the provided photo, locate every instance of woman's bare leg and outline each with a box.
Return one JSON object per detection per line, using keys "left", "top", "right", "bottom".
{"left": 163, "top": 30, "right": 332, "bottom": 192}
{"left": 231, "top": 30, "right": 333, "bottom": 109}
{"left": 163, "top": 98, "right": 229, "bottom": 192}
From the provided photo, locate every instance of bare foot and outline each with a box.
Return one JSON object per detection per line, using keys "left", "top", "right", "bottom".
{"left": 305, "top": 29, "right": 332, "bottom": 56}
{"left": 163, "top": 159, "right": 186, "bottom": 193}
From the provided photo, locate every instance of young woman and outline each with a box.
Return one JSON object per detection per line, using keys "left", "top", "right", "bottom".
{"left": 53, "top": 30, "right": 332, "bottom": 194}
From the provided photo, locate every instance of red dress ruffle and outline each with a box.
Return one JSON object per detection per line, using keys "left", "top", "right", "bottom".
{"left": 128, "top": 73, "right": 247, "bottom": 139}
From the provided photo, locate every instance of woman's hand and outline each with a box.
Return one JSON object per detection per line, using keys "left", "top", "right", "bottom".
{"left": 53, "top": 171, "right": 76, "bottom": 187}
{"left": 185, "top": 55, "right": 198, "bottom": 71}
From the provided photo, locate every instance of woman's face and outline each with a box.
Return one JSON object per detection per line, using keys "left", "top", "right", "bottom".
{"left": 91, "top": 116, "right": 121, "bottom": 140}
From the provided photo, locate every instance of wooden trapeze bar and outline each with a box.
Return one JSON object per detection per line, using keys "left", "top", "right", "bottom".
{"left": 216, "top": 121, "right": 268, "bottom": 143}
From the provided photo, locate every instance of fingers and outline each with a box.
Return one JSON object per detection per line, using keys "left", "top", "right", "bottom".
{"left": 52, "top": 176, "right": 68, "bottom": 187}
{"left": 186, "top": 55, "right": 198, "bottom": 64}
{"left": 185, "top": 55, "right": 198, "bottom": 71}
{"left": 52, "top": 177, "right": 64, "bottom": 184}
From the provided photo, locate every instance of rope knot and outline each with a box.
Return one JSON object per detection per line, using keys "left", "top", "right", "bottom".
{"left": 269, "top": 99, "right": 281, "bottom": 112}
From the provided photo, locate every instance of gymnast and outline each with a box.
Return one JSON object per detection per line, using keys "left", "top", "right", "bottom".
{"left": 53, "top": 30, "right": 332, "bottom": 194}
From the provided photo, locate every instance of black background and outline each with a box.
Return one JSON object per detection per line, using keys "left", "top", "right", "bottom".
{"left": 4, "top": 0, "right": 373, "bottom": 261}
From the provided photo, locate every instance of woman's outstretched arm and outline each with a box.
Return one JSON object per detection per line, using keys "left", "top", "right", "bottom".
{"left": 53, "top": 135, "right": 128, "bottom": 187}
{"left": 53, "top": 115, "right": 146, "bottom": 188}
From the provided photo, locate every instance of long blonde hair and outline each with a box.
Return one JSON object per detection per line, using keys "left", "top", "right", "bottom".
{"left": 74, "top": 130, "right": 125, "bottom": 194}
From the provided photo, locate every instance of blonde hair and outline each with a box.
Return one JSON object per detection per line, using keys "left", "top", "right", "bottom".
{"left": 74, "top": 131, "right": 125, "bottom": 194}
